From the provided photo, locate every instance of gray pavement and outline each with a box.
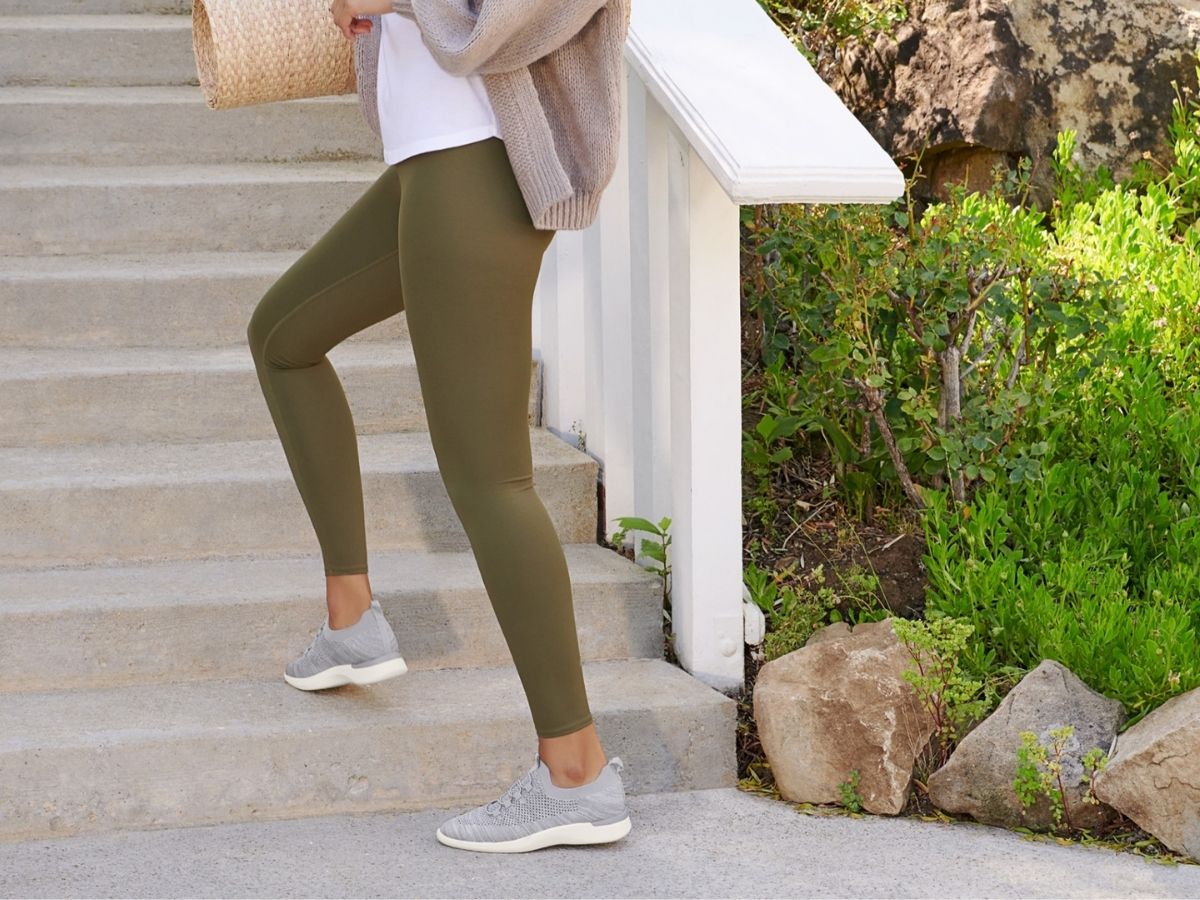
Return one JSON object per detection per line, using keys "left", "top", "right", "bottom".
{"left": 1, "top": 787, "right": 1197, "bottom": 899}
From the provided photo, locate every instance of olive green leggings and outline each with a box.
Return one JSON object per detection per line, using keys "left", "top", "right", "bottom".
{"left": 245, "top": 137, "right": 594, "bottom": 739}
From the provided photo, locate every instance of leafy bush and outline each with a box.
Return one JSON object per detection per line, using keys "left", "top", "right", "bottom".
{"left": 920, "top": 321, "right": 1200, "bottom": 724}
{"left": 745, "top": 157, "right": 1121, "bottom": 517}
{"left": 891, "top": 615, "right": 990, "bottom": 773}
{"left": 920, "top": 87, "right": 1200, "bottom": 726}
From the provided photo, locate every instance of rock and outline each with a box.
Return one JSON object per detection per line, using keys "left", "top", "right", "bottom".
{"left": 752, "top": 618, "right": 936, "bottom": 814}
{"left": 1093, "top": 685, "right": 1200, "bottom": 861}
{"left": 927, "top": 659, "right": 1125, "bottom": 831}
{"left": 832, "top": 0, "right": 1200, "bottom": 207}
{"left": 803, "top": 620, "right": 850, "bottom": 647}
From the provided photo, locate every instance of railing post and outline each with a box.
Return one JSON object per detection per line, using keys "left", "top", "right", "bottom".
{"left": 664, "top": 122, "right": 744, "bottom": 693}
{"left": 592, "top": 60, "right": 635, "bottom": 541}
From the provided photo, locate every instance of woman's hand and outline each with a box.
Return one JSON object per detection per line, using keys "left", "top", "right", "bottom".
{"left": 329, "top": 0, "right": 395, "bottom": 39}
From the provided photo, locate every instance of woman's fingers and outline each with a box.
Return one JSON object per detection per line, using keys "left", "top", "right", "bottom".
{"left": 333, "top": 12, "right": 373, "bottom": 40}
{"left": 329, "top": 1, "right": 357, "bottom": 39}
{"left": 331, "top": 0, "right": 380, "bottom": 40}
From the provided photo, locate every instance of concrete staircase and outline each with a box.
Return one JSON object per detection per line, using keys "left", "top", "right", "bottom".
{"left": 0, "top": 1, "right": 737, "bottom": 842}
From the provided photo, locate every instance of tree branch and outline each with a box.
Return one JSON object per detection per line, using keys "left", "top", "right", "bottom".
{"left": 850, "top": 377, "right": 925, "bottom": 509}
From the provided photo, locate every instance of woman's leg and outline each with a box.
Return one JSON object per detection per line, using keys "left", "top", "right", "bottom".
{"left": 395, "top": 138, "right": 603, "bottom": 769}
{"left": 246, "top": 165, "right": 404, "bottom": 627}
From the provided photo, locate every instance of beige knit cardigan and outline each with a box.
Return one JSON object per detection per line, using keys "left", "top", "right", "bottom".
{"left": 352, "top": 0, "right": 632, "bottom": 231}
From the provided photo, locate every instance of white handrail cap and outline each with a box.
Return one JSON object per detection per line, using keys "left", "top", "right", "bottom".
{"left": 625, "top": 0, "right": 906, "bottom": 205}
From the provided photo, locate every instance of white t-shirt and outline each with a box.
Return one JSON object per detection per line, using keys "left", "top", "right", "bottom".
{"left": 376, "top": 12, "right": 502, "bottom": 165}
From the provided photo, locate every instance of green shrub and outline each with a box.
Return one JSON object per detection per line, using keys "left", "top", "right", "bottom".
{"left": 920, "top": 329, "right": 1200, "bottom": 725}
{"left": 891, "top": 615, "right": 989, "bottom": 773}
{"left": 918, "top": 87, "right": 1200, "bottom": 727}
{"left": 1013, "top": 724, "right": 1111, "bottom": 833}
{"left": 744, "top": 153, "right": 1122, "bottom": 517}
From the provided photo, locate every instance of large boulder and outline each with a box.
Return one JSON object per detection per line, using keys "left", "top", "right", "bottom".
{"left": 833, "top": 0, "right": 1200, "bottom": 206}
{"left": 753, "top": 618, "right": 936, "bottom": 814}
{"left": 1093, "top": 685, "right": 1200, "bottom": 861}
{"left": 927, "top": 659, "right": 1125, "bottom": 831}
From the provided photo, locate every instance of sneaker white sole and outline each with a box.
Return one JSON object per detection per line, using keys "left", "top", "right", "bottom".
{"left": 435, "top": 815, "right": 632, "bottom": 853}
{"left": 283, "top": 655, "right": 408, "bottom": 691}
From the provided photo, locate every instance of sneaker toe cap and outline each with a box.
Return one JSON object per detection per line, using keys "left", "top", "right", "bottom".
{"left": 440, "top": 810, "right": 505, "bottom": 843}
{"left": 438, "top": 812, "right": 475, "bottom": 841}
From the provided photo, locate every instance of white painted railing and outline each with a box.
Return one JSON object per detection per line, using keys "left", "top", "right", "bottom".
{"left": 532, "top": 0, "right": 905, "bottom": 694}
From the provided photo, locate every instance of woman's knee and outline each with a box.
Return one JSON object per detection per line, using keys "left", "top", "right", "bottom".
{"left": 245, "top": 299, "right": 270, "bottom": 361}
{"left": 440, "top": 463, "right": 535, "bottom": 522}
{"left": 245, "top": 285, "right": 304, "bottom": 368}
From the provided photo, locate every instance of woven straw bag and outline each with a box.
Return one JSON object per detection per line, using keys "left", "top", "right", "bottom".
{"left": 192, "top": 0, "right": 357, "bottom": 110}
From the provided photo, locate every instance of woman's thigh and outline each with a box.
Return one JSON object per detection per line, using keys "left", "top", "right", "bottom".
{"left": 395, "top": 138, "right": 555, "bottom": 488}
{"left": 247, "top": 164, "right": 406, "bottom": 363}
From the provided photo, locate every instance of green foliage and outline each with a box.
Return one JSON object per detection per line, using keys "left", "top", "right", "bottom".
{"left": 745, "top": 155, "right": 1121, "bottom": 516}
{"left": 836, "top": 768, "right": 865, "bottom": 812}
{"left": 757, "top": 0, "right": 908, "bottom": 51}
{"left": 921, "top": 451, "right": 1200, "bottom": 725}
{"left": 611, "top": 515, "right": 673, "bottom": 625}
{"left": 890, "top": 616, "right": 989, "bottom": 773}
{"left": 1161, "top": 76, "right": 1200, "bottom": 230}
{"left": 745, "top": 560, "right": 887, "bottom": 661}
{"left": 919, "top": 86, "right": 1200, "bottom": 727}
{"left": 1109, "top": 70, "right": 1200, "bottom": 233}
{"left": 743, "top": 355, "right": 810, "bottom": 536}
{"left": 745, "top": 404, "right": 805, "bottom": 474}
{"left": 1049, "top": 130, "right": 1119, "bottom": 219}
{"left": 1013, "top": 724, "right": 1110, "bottom": 833}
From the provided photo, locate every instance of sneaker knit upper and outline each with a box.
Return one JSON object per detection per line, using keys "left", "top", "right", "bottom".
{"left": 286, "top": 600, "right": 401, "bottom": 678}
{"left": 440, "top": 754, "right": 628, "bottom": 842}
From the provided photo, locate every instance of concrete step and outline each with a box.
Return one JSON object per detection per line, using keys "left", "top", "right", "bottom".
{"left": 0, "top": 15, "right": 197, "bottom": 87}
{"left": 0, "top": 86, "right": 379, "bottom": 165}
{"left": 0, "top": 162, "right": 385, "bottom": 255}
{"left": 0, "top": 251, "right": 408, "bottom": 350}
{"left": 0, "top": 544, "right": 664, "bottom": 692}
{"left": 0, "top": 657, "right": 738, "bottom": 841}
{"left": 8, "top": 1, "right": 202, "bottom": 17}
{"left": 0, "top": 343, "right": 540, "bottom": 445}
{"left": 0, "top": 430, "right": 599, "bottom": 568}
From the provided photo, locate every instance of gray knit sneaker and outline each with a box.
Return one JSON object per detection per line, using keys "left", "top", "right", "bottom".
{"left": 284, "top": 599, "right": 407, "bottom": 690}
{"left": 435, "top": 754, "right": 631, "bottom": 853}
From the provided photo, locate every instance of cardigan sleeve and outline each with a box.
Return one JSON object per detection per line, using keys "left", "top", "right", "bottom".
{"left": 390, "top": 0, "right": 609, "bottom": 77}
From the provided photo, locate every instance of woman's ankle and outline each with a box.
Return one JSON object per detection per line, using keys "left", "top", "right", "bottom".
{"left": 326, "top": 573, "right": 373, "bottom": 628}
{"left": 538, "top": 722, "right": 608, "bottom": 787}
